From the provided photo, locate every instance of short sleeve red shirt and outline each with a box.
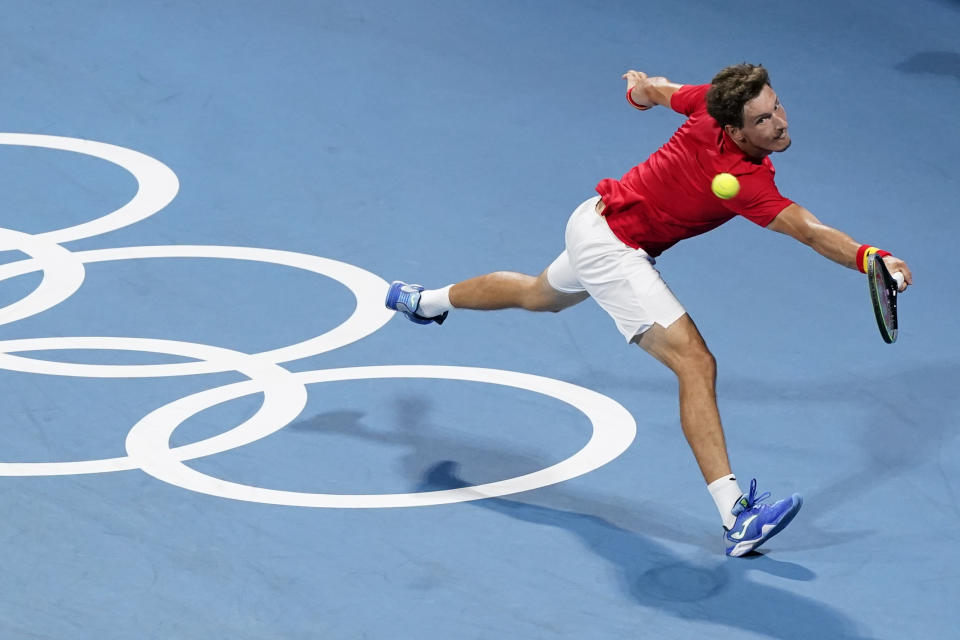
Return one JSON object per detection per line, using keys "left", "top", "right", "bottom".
{"left": 595, "top": 84, "right": 793, "bottom": 257}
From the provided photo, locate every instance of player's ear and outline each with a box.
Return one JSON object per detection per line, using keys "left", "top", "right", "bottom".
{"left": 724, "top": 124, "right": 745, "bottom": 143}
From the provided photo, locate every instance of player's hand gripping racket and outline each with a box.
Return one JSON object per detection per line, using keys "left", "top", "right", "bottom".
{"left": 867, "top": 253, "right": 904, "bottom": 343}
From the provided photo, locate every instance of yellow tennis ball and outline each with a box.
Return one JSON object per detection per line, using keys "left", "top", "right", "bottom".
{"left": 711, "top": 173, "right": 740, "bottom": 200}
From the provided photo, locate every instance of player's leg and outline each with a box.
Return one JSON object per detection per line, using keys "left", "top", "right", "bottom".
{"left": 448, "top": 266, "right": 589, "bottom": 312}
{"left": 386, "top": 199, "right": 594, "bottom": 323}
{"left": 551, "top": 199, "right": 735, "bottom": 483}
{"left": 632, "top": 314, "right": 730, "bottom": 483}
{"left": 386, "top": 264, "right": 588, "bottom": 324}
{"left": 558, "top": 201, "right": 802, "bottom": 555}
{"left": 633, "top": 316, "right": 801, "bottom": 556}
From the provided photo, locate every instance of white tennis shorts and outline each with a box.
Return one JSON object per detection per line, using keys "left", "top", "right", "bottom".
{"left": 546, "top": 196, "right": 686, "bottom": 341}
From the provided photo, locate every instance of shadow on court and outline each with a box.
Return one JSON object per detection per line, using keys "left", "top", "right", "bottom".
{"left": 286, "top": 361, "right": 957, "bottom": 639}
{"left": 724, "top": 362, "right": 960, "bottom": 526}
{"left": 289, "top": 359, "right": 960, "bottom": 540}
{"left": 895, "top": 51, "right": 960, "bottom": 81}
{"left": 931, "top": 0, "right": 960, "bottom": 11}
{"left": 288, "top": 394, "right": 718, "bottom": 550}
{"left": 416, "top": 461, "right": 874, "bottom": 640}
{"left": 288, "top": 396, "right": 883, "bottom": 639}
{"left": 568, "top": 360, "right": 960, "bottom": 549}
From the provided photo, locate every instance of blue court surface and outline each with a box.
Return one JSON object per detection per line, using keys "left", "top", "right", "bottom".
{"left": 1, "top": 2, "right": 958, "bottom": 638}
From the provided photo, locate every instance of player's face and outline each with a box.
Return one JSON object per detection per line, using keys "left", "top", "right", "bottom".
{"left": 739, "top": 85, "right": 791, "bottom": 153}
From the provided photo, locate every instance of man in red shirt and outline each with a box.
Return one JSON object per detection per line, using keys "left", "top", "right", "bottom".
{"left": 386, "top": 64, "right": 913, "bottom": 556}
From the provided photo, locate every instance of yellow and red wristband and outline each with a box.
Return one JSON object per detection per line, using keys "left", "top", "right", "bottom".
{"left": 856, "top": 244, "right": 891, "bottom": 273}
{"left": 626, "top": 87, "right": 652, "bottom": 110}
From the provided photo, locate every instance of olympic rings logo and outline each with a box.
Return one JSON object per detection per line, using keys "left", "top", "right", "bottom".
{"left": 0, "top": 134, "right": 637, "bottom": 508}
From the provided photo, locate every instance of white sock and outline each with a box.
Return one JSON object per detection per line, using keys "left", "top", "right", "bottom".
{"left": 417, "top": 285, "right": 453, "bottom": 317}
{"left": 708, "top": 474, "right": 744, "bottom": 530}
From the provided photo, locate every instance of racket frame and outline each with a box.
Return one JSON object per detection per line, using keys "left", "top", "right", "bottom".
{"left": 867, "top": 253, "right": 898, "bottom": 343}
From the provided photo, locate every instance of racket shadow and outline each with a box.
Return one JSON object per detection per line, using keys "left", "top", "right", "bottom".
{"left": 717, "top": 362, "right": 960, "bottom": 551}
{"left": 895, "top": 50, "right": 960, "bottom": 82}
{"left": 555, "top": 359, "right": 960, "bottom": 557}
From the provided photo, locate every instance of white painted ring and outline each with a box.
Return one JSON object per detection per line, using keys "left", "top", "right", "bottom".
{"left": 0, "top": 133, "right": 179, "bottom": 244}
{"left": 0, "top": 337, "right": 308, "bottom": 476}
{"left": 0, "top": 227, "right": 85, "bottom": 327}
{"left": 125, "top": 365, "right": 638, "bottom": 508}
{"left": 0, "top": 245, "right": 393, "bottom": 375}
{"left": 0, "top": 133, "right": 636, "bottom": 508}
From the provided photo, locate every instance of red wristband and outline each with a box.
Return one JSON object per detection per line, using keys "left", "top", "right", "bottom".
{"left": 856, "top": 245, "right": 890, "bottom": 273}
{"left": 626, "top": 87, "right": 652, "bottom": 110}
{"left": 855, "top": 245, "right": 870, "bottom": 273}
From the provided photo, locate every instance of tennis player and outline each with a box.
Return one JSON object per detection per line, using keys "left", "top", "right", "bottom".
{"left": 386, "top": 64, "right": 913, "bottom": 556}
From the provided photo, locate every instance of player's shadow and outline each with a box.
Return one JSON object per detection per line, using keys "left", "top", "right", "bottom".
{"left": 287, "top": 359, "right": 953, "bottom": 639}
{"left": 290, "top": 397, "right": 877, "bottom": 638}
{"left": 417, "top": 460, "right": 874, "bottom": 640}
{"left": 895, "top": 51, "right": 960, "bottom": 81}
{"left": 288, "top": 394, "right": 719, "bottom": 550}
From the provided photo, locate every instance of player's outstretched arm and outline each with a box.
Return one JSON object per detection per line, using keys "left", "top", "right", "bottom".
{"left": 623, "top": 70, "right": 683, "bottom": 110}
{"left": 766, "top": 204, "right": 913, "bottom": 291}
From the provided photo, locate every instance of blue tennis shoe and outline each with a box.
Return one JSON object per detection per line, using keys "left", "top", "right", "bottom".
{"left": 724, "top": 479, "right": 802, "bottom": 557}
{"left": 385, "top": 281, "right": 447, "bottom": 325}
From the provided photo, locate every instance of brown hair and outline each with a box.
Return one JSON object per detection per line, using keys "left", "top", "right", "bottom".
{"left": 706, "top": 64, "right": 771, "bottom": 129}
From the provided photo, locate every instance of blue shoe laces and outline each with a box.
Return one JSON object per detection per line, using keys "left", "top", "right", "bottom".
{"left": 731, "top": 478, "right": 771, "bottom": 516}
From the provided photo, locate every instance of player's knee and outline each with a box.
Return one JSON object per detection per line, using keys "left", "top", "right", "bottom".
{"left": 532, "top": 289, "right": 586, "bottom": 312}
{"left": 693, "top": 348, "right": 717, "bottom": 379}
{"left": 530, "top": 291, "right": 567, "bottom": 312}
{"left": 675, "top": 344, "right": 716, "bottom": 379}
{"left": 521, "top": 292, "right": 561, "bottom": 312}
{"left": 519, "top": 276, "right": 566, "bottom": 312}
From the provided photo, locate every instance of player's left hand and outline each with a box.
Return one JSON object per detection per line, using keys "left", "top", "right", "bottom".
{"left": 622, "top": 70, "right": 648, "bottom": 91}
{"left": 882, "top": 255, "right": 912, "bottom": 292}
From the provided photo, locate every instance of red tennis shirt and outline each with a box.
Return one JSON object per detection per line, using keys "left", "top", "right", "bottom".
{"left": 595, "top": 84, "right": 793, "bottom": 257}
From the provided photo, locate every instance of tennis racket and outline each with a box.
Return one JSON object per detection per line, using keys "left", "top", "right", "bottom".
{"left": 867, "top": 253, "right": 905, "bottom": 344}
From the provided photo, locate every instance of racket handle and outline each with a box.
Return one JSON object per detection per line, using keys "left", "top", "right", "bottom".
{"left": 893, "top": 271, "right": 905, "bottom": 289}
